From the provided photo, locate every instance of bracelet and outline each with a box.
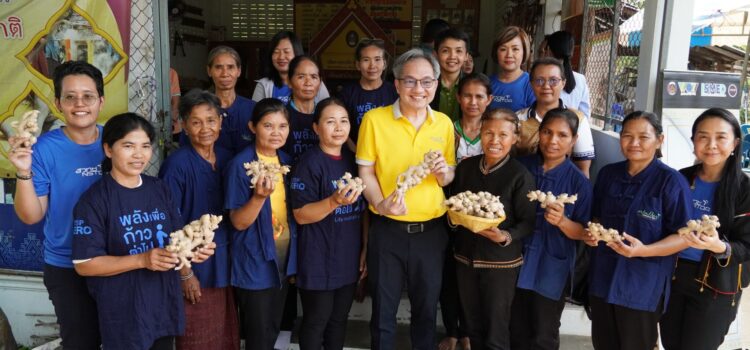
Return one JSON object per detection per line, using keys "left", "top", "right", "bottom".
{"left": 180, "top": 271, "right": 194, "bottom": 281}
{"left": 16, "top": 171, "right": 33, "bottom": 180}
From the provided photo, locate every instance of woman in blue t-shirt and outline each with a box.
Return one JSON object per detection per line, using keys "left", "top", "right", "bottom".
{"left": 159, "top": 90, "right": 239, "bottom": 350}
{"left": 72, "top": 113, "right": 215, "bottom": 350}
{"left": 660, "top": 108, "right": 750, "bottom": 350}
{"left": 488, "top": 26, "right": 535, "bottom": 112}
{"left": 283, "top": 55, "right": 325, "bottom": 163}
{"left": 290, "top": 98, "right": 366, "bottom": 350}
{"left": 338, "top": 38, "right": 398, "bottom": 148}
{"left": 224, "top": 98, "right": 297, "bottom": 350}
{"left": 252, "top": 31, "right": 330, "bottom": 105}
{"left": 584, "top": 111, "right": 691, "bottom": 350}
{"left": 511, "top": 108, "right": 593, "bottom": 349}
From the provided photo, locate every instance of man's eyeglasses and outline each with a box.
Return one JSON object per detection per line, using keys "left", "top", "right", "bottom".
{"left": 60, "top": 94, "right": 100, "bottom": 106}
{"left": 397, "top": 78, "right": 437, "bottom": 89}
{"left": 532, "top": 77, "right": 563, "bottom": 88}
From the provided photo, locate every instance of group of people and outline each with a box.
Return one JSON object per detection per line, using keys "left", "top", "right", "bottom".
{"left": 5, "top": 19, "right": 748, "bottom": 350}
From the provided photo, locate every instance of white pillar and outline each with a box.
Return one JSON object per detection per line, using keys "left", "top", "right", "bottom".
{"left": 544, "top": 0, "right": 563, "bottom": 34}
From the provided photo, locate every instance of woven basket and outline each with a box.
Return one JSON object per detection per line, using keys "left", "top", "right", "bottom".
{"left": 447, "top": 209, "right": 505, "bottom": 233}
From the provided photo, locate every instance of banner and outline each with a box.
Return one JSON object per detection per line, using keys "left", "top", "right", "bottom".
{"left": 0, "top": 0, "right": 130, "bottom": 178}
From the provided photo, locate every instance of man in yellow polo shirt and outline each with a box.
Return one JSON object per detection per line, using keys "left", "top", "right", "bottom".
{"left": 357, "top": 47, "right": 456, "bottom": 350}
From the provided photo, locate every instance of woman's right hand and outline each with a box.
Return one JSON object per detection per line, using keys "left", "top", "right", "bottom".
{"left": 142, "top": 248, "right": 178, "bottom": 271}
{"left": 330, "top": 182, "right": 364, "bottom": 207}
{"left": 583, "top": 229, "right": 599, "bottom": 247}
{"left": 181, "top": 273, "right": 202, "bottom": 304}
{"left": 7, "top": 136, "right": 33, "bottom": 173}
{"left": 253, "top": 174, "right": 276, "bottom": 198}
{"left": 375, "top": 191, "right": 407, "bottom": 216}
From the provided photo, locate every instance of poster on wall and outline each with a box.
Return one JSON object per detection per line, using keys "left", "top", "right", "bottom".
{"left": 0, "top": 0, "right": 130, "bottom": 272}
{"left": 0, "top": 0, "right": 130, "bottom": 179}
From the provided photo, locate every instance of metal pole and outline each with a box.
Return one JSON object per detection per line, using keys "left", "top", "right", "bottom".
{"left": 741, "top": 27, "right": 750, "bottom": 124}
{"left": 579, "top": 0, "right": 590, "bottom": 73}
{"left": 604, "top": 0, "right": 622, "bottom": 131}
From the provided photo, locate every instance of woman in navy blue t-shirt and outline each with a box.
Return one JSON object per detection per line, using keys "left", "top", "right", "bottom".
{"left": 291, "top": 98, "right": 366, "bottom": 350}
{"left": 72, "top": 113, "right": 215, "bottom": 350}
{"left": 585, "top": 111, "right": 691, "bottom": 350}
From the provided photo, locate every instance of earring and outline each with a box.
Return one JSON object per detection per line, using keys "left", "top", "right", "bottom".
{"left": 731, "top": 152, "right": 735, "bottom": 156}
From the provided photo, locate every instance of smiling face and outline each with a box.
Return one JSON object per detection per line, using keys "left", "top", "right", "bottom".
{"left": 250, "top": 111, "right": 289, "bottom": 154}
{"left": 56, "top": 74, "right": 104, "bottom": 130}
{"left": 184, "top": 104, "right": 222, "bottom": 149}
{"left": 272, "top": 38, "right": 296, "bottom": 75}
{"left": 290, "top": 59, "right": 321, "bottom": 103}
{"left": 481, "top": 118, "right": 518, "bottom": 164}
{"left": 436, "top": 38, "right": 468, "bottom": 75}
{"left": 497, "top": 36, "right": 524, "bottom": 73}
{"left": 531, "top": 64, "right": 564, "bottom": 105}
{"left": 693, "top": 117, "right": 739, "bottom": 169}
{"left": 313, "top": 104, "right": 350, "bottom": 151}
{"left": 539, "top": 117, "right": 577, "bottom": 163}
{"left": 458, "top": 81, "right": 491, "bottom": 119}
{"left": 104, "top": 128, "right": 152, "bottom": 179}
{"left": 356, "top": 45, "right": 386, "bottom": 83}
{"left": 207, "top": 53, "right": 240, "bottom": 92}
{"left": 620, "top": 118, "right": 663, "bottom": 164}
{"left": 395, "top": 58, "right": 437, "bottom": 112}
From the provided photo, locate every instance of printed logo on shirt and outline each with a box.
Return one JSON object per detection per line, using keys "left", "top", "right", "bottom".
{"left": 356, "top": 102, "right": 378, "bottom": 123}
{"left": 693, "top": 199, "right": 711, "bottom": 212}
{"left": 493, "top": 95, "right": 512, "bottom": 104}
{"left": 430, "top": 136, "right": 445, "bottom": 144}
{"left": 291, "top": 177, "right": 305, "bottom": 190}
{"left": 72, "top": 219, "right": 93, "bottom": 235}
{"left": 637, "top": 210, "right": 661, "bottom": 221}
{"left": 117, "top": 209, "right": 169, "bottom": 254}
{"left": 75, "top": 164, "right": 102, "bottom": 177}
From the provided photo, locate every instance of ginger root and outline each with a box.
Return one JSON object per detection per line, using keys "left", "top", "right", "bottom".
{"left": 10, "top": 110, "right": 40, "bottom": 148}
{"left": 395, "top": 151, "right": 441, "bottom": 195}
{"left": 336, "top": 172, "right": 366, "bottom": 191}
{"left": 678, "top": 215, "right": 720, "bottom": 238}
{"left": 243, "top": 160, "right": 291, "bottom": 188}
{"left": 527, "top": 190, "right": 578, "bottom": 208}
{"left": 166, "top": 214, "right": 222, "bottom": 270}
{"left": 587, "top": 222, "right": 623, "bottom": 243}
{"left": 444, "top": 191, "right": 505, "bottom": 219}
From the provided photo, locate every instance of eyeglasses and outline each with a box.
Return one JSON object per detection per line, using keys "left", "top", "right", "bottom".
{"left": 532, "top": 77, "right": 563, "bottom": 88}
{"left": 397, "top": 78, "right": 436, "bottom": 89}
{"left": 60, "top": 94, "right": 100, "bottom": 106}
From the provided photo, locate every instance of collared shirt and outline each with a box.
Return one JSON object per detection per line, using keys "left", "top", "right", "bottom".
{"left": 438, "top": 81, "right": 460, "bottom": 122}
{"left": 356, "top": 100, "right": 456, "bottom": 222}
{"left": 516, "top": 100, "right": 596, "bottom": 161}
{"left": 590, "top": 159, "right": 691, "bottom": 312}
{"left": 516, "top": 154, "right": 593, "bottom": 300}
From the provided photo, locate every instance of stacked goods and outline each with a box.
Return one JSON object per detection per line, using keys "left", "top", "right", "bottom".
{"left": 444, "top": 191, "right": 506, "bottom": 233}
{"left": 395, "top": 151, "right": 441, "bottom": 195}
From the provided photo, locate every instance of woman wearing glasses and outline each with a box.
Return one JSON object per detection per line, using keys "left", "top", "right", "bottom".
{"left": 356, "top": 48, "right": 456, "bottom": 349}
{"left": 516, "top": 58, "right": 595, "bottom": 177}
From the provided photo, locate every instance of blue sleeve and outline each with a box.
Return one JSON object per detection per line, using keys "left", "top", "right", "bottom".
{"left": 158, "top": 157, "right": 186, "bottom": 223}
{"left": 72, "top": 192, "right": 108, "bottom": 260}
{"left": 592, "top": 168, "right": 608, "bottom": 220}
{"left": 290, "top": 158, "right": 323, "bottom": 210}
{"left": 525, "top": 79, "right": 536, "bottom": 108}
{"left": 158, "top": 180, "right": 184, "bottom": 231}
{"left": 224, "top": 159, "right": 252, "bottom": 210}
{"left": 571, "top": 178, "right": 593, "bottom": 224}
{"left": 31, "top": 145, "right": 51, "bottom": 196}
{"left": 662, "top": 173, "right": 692, "bottom": 235}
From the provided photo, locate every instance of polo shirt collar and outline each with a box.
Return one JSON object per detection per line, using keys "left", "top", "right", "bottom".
{"left": 528, "top": 99, "right": 567, "bottom": 122}
{"left": 392, "top": 99, "right": 436, "bottom": 122}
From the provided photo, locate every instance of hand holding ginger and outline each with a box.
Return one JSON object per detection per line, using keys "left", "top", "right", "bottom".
{"left": 527, "top": 190, "right": 578, "bottom": 208}
{"left": 165, "top": 214, "right": 222, "bottom": 270}
{"left": 587, "top": 222, "right": 623, "bottom": 243}
{"left": 10, "top": 110, "right": 40, "bottom": 148}
{"left": 244, "top": 159, "right": 290, "bottom": 188}
{"left": 395, "top": 151, "right": 441, "bottom": 195}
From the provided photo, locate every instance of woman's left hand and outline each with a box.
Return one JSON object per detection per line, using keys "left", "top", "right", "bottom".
{"left": 607, "top": 232, "right": 645, "bottom": 258}
{"left": 681, "top": 231, "right": 727, "bottom": 254}
{"left": 181, "top": 273, "right": 202, "bottom": 304}
{"left": 358, "top": 248, "right": 368, "bottom": 281}
{"left": 191, "top": 242, "right": 216, "bottom": 263}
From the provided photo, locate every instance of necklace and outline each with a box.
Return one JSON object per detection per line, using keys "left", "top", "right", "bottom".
{"left": 479, "top": 155, "right": 509, "bottom": 175}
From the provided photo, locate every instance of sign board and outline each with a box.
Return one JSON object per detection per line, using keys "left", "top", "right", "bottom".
{"left": 660, "top": 70, "right": 742, "bottom": 170}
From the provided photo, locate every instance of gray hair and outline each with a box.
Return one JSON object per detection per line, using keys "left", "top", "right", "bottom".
{"left": 392, "top": 48, "right": 440, "bottom": 80}
{"left": 207, "top": 45, "right": 241, "bottom": 67}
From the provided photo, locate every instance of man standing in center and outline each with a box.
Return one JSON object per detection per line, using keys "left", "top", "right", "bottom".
{"left": 357, "top": 48, "right": 456, "bottom": 350}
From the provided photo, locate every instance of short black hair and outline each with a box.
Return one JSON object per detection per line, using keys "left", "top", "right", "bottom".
{"left": 101, "top": 113, "right": 155, "bottom": 172}
{"left": 313, "top": 97, "right": 349, "bottom": 124}
{"left": 53, "top": 61, "right": 104, "bottom": 99}
{"left": 457, "top": 72, "right": 491, "bottom": 96}
{"left": 178, "top": 89, "right": 221, "bottom": 122}
{"left": 434, "top": 28, "right": 470, "bottom": 53}
{"left": 251, "top": 98, "right": 289, "bottom": 126}
{"left": 421, "top": 19, "right": 450, "bottom": 44}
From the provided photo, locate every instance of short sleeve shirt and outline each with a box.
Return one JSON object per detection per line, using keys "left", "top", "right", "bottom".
{"left": 338, "top": 81, "right": 398, "bottom": 142}
{"left": 489, "top": 72, "right": 536, "bottom": 112}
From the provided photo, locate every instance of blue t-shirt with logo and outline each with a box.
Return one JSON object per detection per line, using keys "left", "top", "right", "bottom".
{"left": 72, "top": 174, "right": 184, "bottom": 350}
{"left": 159, "top": 144, "right": 233, "bottom": 288}
{"left": 32, "top": 126, "right": 103, "bottom": 268}
{"left": 489, "top": 72, "right": 536, "bottom": 112}
{"left": 338, "top": 81, "right": 398, "bottom": 142}
{"left": 290, "top": 146, "right": 364, "bottom": 290}
{"left": 273, "top": 84, "right": 292, "bottom": 105}
{"left": 283, "top": 104, "right": 319, "bottom": 164}
{"left": 679, "top": 177, "right": 719, "bottom": 262}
